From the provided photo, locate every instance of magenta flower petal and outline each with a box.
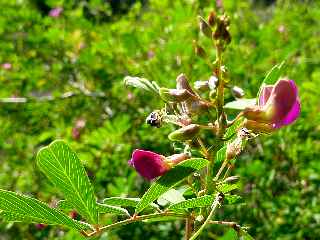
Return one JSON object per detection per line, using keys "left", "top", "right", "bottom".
{"left": 267, "top": 79, "right": 299, "bottom": 124}
{"left": 258, "top": 85, "right": 273, "bottom": 106}
{"left": 49, "top": 7, "right": 63, "bottom": 18}
{"left": 129, "top": 149, "right": 170, "bottom": 180}
{"left": 244, "top": 79, "right": 300, "bottom": 132}
{"left": 273, "top": 99, "right": 301, "bottom": 128}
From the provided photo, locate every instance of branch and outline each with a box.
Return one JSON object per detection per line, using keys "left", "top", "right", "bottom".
{"left": 81, "top": 212, "right": 187, "bottom": 237}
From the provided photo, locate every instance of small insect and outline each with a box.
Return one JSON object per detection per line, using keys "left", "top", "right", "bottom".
{"left": 238, "top": 127, "right": 258, "bottom": 139}
{"left": 146, "top": 110, "right": 163, "bottom": 128}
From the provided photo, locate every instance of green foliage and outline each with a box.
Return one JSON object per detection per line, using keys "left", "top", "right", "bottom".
{"left": 135, "top": 158, "right": 209, "bottom": 213}
{"left": 168, "top": 195, "right": 214, "bottom": 210}
{"left": 0, "top": 189, "right": 91, "bottom": 231}
{"left": 37, "top": 140, "right": 99, "bottom": 224}
{"left": 0, "top": 0, "right": 319, "bottom": 239}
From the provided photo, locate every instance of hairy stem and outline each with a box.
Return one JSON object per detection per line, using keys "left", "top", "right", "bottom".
{"left": 185, "top": 216, "right": 193, "bottom": 240}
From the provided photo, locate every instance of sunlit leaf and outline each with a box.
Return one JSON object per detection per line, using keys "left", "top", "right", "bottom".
{"left": 37, "top": 140, "right": 99, "bottom": 224}
{"left": 135, "top": 158, "right": 209, "bottom": 214}
{"left": 124, "top": 76, "right": 159, "bottom": 93}
{"left": 168, "top": 195, "right": 214, "bottom": 210}
{"left": 0, "top": 189, "right": 91, "bottom": 231}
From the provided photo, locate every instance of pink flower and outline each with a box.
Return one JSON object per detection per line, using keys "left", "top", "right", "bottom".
{"left": 2, "top": 63, "right": 12, "bottom": 70}
{"left": 128, "top": 150, "right": 188, "bottom": 180}
{"left": 49, "top": 7, "right": 63, "bottom": 18}
{"left": 244, "top": 79, "right": 300, "bottom": 130}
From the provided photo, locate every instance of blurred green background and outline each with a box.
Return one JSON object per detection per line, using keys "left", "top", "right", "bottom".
{"left": 0, "top": 0, "right": 319, "bottom": 239}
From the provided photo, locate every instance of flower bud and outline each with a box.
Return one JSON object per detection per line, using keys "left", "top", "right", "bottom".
{"left": 223, "top": 176, "right": 240, "bottom": 184}
{"left": 166, "top": 153, "right": 190, "bottom": 165}
{"left": 168, "top": 124, "right": 200, "bottom": 141}
{"left": 231, "top": 86, "right": 245, "bottom": 98}
{"left": 199, "top": 16, "right": 212, "bottom": 38}
{"left": 193, "top": 40, "right": 207, "bottom": 58}
{"left": 207, "top": 11, "right": 216, "bottom": 27}
{"left": 208, "top": 75, "right": 218, "bottom": 90}
{"left": 128, "top": 150, "right": 170, "bottom": 180}
{"left": 159, "top": 88, "right": 193, "bottom": 102}
{"left": 128, "top": 150, "right": 188, "bottom": 180}
{"left": 194, "top": 80, "right": 209, "bottom": 91}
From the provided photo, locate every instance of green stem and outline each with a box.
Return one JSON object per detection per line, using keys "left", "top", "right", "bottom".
{"left": 81, "top": 212, "right": 187, "bottom": 237}
{"left": 189, "top": 193, "right": 224, "bottom": 240}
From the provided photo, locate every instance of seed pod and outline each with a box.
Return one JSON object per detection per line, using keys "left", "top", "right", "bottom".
{"left": 199, "top": 16, "right": 212, "bottom": 38}
{"left": 168, "top": 124, "right": 200, "bottom": 141}
{"left": 207, "top": 11, "right": 216, "bottom": 27}
{"left": 159, "top": 88, "right": 193, "bottom": 102}
{"left": 231, "top": 86, "right": 245, "bottom": 98}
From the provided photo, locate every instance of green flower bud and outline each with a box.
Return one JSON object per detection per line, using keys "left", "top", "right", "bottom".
{"left": 199, "top": 16, "right": 212, "bottom": 38}
{"left": 223, "top": 176, "right": 240, "bottom": 184}
{"left": 159, "top": 88, "right": 193, "bottom": 102}
{"left": 168, "top": 124, "right": 200, "bottom": 141}
{"left": 231, "top": 86, "right": 245, "bottom": 98}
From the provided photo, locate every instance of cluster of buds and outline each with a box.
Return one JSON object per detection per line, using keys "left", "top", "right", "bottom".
{"left": 199, "top": 11, "right": 231, "bottom": 45}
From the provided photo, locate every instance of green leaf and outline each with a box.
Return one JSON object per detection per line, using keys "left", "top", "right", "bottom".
{"left": 168, "top": 195, "right": 214, "bottom": 210}
{"left": 224, "top": 194, "right": 242, "bottom": 204}
{"left": 217, "top": 183, "right": 240, "bottom": 193}
{"left": 37, "top": 140, "right": 99, "bottom": 224}
{"left": 157, "top": 189, "right": 185, "bottom": 206}
{"left": 57, "top": 200, "right": 74, "bottom": 211}
{"left": 224, "top": 117, "right": 244, "bottom": 141}
{"left": 224, "top": 99, "right": 256, "bottom": 110}
{"left": 102, "top": 197, "right": 159, "bottom": 210}
{"left": 97, "top": 203, "right": 130, "bottom": 216}
{"left": 216, "top": 146, "right": 227, "bottom": 163}
{"left": 0, "top": 189, "right": 91, "bottom": 231}
{"left": 124, "top": 76, "right": 159, "bottom": 93}
{"left": 135, "top": 158, "right": 209, "bottom": 214}
{"left": 58, "top": 200, "right": 129, "bottom": 216}
{"left": 103, "top": 197, "right": 140, "bottom": 207}
{"left": 257, "top": 61, "right": 286, "bottom": 97}
{"left": 239, "top": 229, "right": 255, "bottom": 240}
{"left": 262, "top": 61, "right": 286, "bottom": 86}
